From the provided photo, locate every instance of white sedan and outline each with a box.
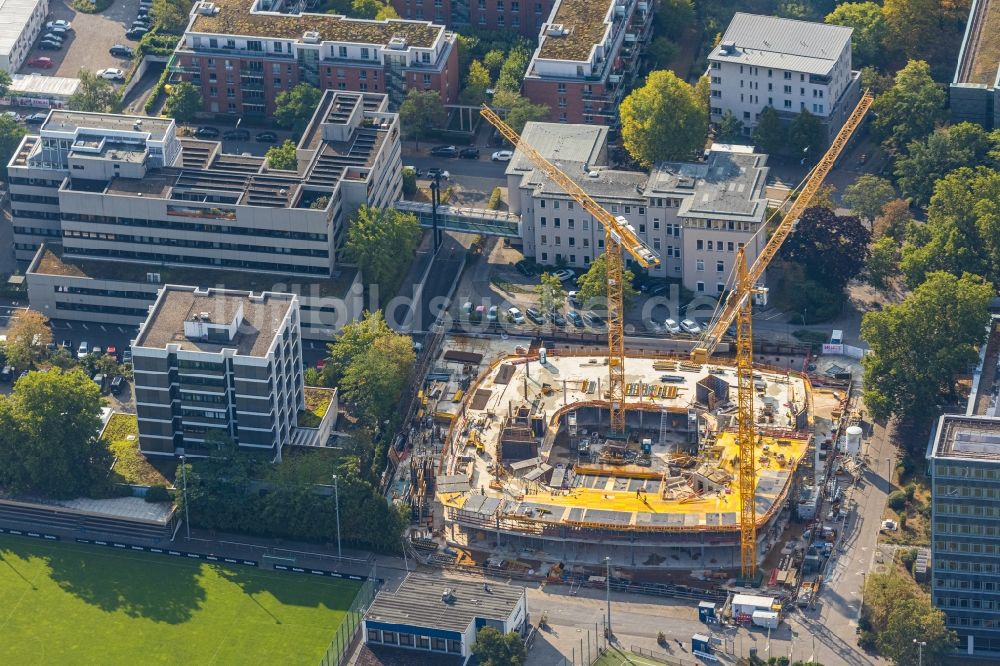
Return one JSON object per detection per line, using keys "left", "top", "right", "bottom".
{"left": 663, "top": 318, "right": 681, "bottom": 334}
{"left": 680, "top": 318, "right": 702, "bottom": 335}
{"left": 97, "top": 68, "right": 125, "bottom": 81}
{"left": 506, "top": 307, "right": 525, "bottom": 324}
{"left": 46, "top": 19, "right": 72, "bottom": 31}
{"left": 491, "top": 149, "right": 514, "bottom": 162}
{"left": 552, "top": 269, "right": 574, "bottom": 283}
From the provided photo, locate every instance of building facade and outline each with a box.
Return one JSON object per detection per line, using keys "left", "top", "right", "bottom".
{"left": 12, "top": 93, "right": 401, "bottom": 338}
{"left": 521, "top": 0, "right": 653, "bottom": 125}
{"left": 929, "top": 318, "right": 1000, "bottom": 657}
{"left": 508, "top": 122, "right": 769, "bottom": 295}
{"left": 950, "top": 0, "right": 1000, "bottom": 129}
{"left": 169, "top": 0, "right": 459, "bottom": 115}
{"left": 707, "top": 13, "right": 861, "bottom": 142}
{"left": 0, "top": 0, "right": 49, "bottom": 74}
{"left": 132, "top": 286, "right": 304, "bottom": 458}
{"left": 390, "top": 0, "right": 554, "bottom": 37}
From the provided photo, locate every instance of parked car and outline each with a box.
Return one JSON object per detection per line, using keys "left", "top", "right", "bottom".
{"left": 525, "top": 307, "right": 544, "bottom": 325}
{"left": 552, "top": 269, "right": 574, "bottom": 283}
{"left": 491, "top": 149, "right": 514, "bottom": 161}
{"left": 24, "top": 113, "right": 47, "bottom": 125}
{"left": 2, "top": 111, "right": 21, "bottom": 121}
{"left": 567, "top": 290, "right": 580, "bottom": 306}
{"left": 97, "top": 68, "right": 125, "bottom": 81}
{"left": 459, "top": 147, "right": 480, "bottom": 159}
{"left": 506, "top": 307, "right": 525, "bottom": 324}
{"left": 109, "top": 44, "right": 135, "bottom": 58}
{"left": 430, "top": 145, "right": 458, "bottom": 157}
{"left": 195, "top": 126, "right": 220, "bottom": 139}
{"left": 122, "top": 349, "right": 132, "bottom": 365}
{"left": 46, "top": 26, "right": 69, "bottom": 37}
{"left": 403, "top": 165, "right": 423, "bottom": 178}
{"left": 92, "top": 346, "right": 103, "bottom": 356}
{"left": 38, "top": 40, "right": 62, "bottom": 50}
{"left": 26, "top": 56, "right": 53, "bottom": 68}
{"left": 514, "top": 259, "right": 535, "bottom": 276}
{"left": 663, "top": 318, "right": 681, "bottom": 334}
{"left": 93, "top": 373, "right": 105, "bottom": 390}
{"left": 111, "top": 375, "right": 124, "bottom": 394}
{"left": 461, "top": 301, "right": 473, "bottom": 318}
{"left": 41, "top": 33, "right": 64, "bottom": 45}
{"left": 0, "top": 366, "right": 12, "bottom": 382}
{"left": 223, "top": 129, "right": 250, "bottom": 141}
{"left": 426, "top": 167, "right": 450, "bottom": 179}
{"left": 77, "top": 342, "right": 89, "bottom": 359}
{"left": 61, "top": 339, "right": 72, "bottom": 350}
{"left": 45, "top": 19, "right": 72, "bottom": 31}
{"left": 131, "top": 19, "right": 151, "bottom": 29}
{"left": 106, "top": 344, "right": 117, "bottom": 357}
{"left": 567, "top": 310, "right": 584, "bottom": 328}
{"left": 584, "top": 311, "right": 605, "bottom": 328}
{"left": 680, "top": 318, "right": 701, "bottom": 335}
{"left": 548, "top": 311, "right": 566, "bottom": 327}
{"left": 255, "top": 131, "right": 278, "bottom": 143}
{"left": 487, "top": 305, "right": 499, "bottom": 322}
{"left": 46, "top": 342, "right": 57, "bottom": 353}
{"left": 125, "top": 27, "right": 148, "bottom": 40}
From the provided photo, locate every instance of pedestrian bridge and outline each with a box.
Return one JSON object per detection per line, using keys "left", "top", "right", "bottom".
{"left": 395, "top": 200, "right": 521, "bottom": 238}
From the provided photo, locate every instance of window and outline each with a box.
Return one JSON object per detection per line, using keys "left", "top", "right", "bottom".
{"left": 697, "top": 281, "right": 705, "bottom": 292}
{"left": 554, "top": 217, "right": 560, "bottom": 227}
{"left": 716, "top": 260, "right": 725, "bottom": 272}
{"left": 423, "top": 74, "right": 432, "bottom": 86}
{"left": 338, "top": 46, "right": 348, "bottom": 57}
{"left": 717, "top": 283, "right": 725, "bottom": 293}
{"left": 696, "top": 259, "right": 705, "bottom": 271}
{"left": 568, "top": 219, "right": 575, "bottom": 229}
{"left": 558, "top": 82, "right": 566, "bottom": 93}
{"left": 540, "top": 235, "right": 547, "bottom": 244}
{"left": 540, "top": 216, "right": 546, "bottom": 226}
{"left": 422, "top": 52, "right": 431, "bottom": 63}
{"left": 273, "top": 41, "right": 283, "bottom": 53}
{"left": 784, "top": 71, "right": 791, "bottom": 79}
{"left": 711, "top": 76, "right": 721, "bottom": 84}
{"left": 784, "top": 100, "right": 792, "bottom": 108}
{"left": 696, "top": 239, "right": 703, "bottom": 250}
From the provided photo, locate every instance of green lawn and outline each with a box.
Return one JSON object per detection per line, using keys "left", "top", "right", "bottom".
{"left": 593, "top": 647, "right": 666, "bottom": 666}
{"left": 0, "top": 535, "right": 360, "bottom": 665}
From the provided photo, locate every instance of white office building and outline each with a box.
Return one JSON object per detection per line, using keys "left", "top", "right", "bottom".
{"left": 0, "top": 0, "right": 49, "bottom": 73}
{"left": 708, "top": 13, "right": 861, "bottom": 142}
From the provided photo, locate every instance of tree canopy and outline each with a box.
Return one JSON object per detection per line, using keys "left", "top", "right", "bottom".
{"left": 872, "top": 60, "right": 947, "bottom": 152}
{"left": 843, "top": 175, "right": 896, "bottom": 222}
{"left": 862, "top": 570, "right": 956, "bottom": 665}
{"left": 752, "top": 107, "right": 785, "bottom": 155}
{"left": 68, "top": 70, "right": 120, "bottom": 113}
{"left": 6, "top": 309, "right": 53, "bottom": 370}
{"left": 0, "top": 115, "right": 27, "bottom": 181}
{"left": 883, "top": 0, "right": 970, "bottom": 78}
{"left": 788, "top": 109, "right": 825, "bottom": 161}
{"left": 398, "top": 89, "right": 446, "bottom": 146}
{"left": 900, "top": 167, "right": 1000, "bottom": 288}
{"left": 265, "top": 140, "right": 298, "bottom": 171}
{"left": 472, "top": 627, "right": 527, "bottom": 666}
{"left": 575, "top": 255, "right": 638, "bottom": 308}
{"left": 894, "top": 122, "right": 1000, "bottom": 206}
{"left": 151, "top": 0, "right": 191, "bottom": 34}
{"left": 164, "top": 81, "right": 202, "bottom": 122}
{"left": 620, "top": 70, "right": 708, "bottom": 166}
{"left": 874, "top": 198, "right": 912, "bottom": 240}
{"left": 495, "top": 46, "right": 532, "bottom": 94}
{"left": 861, "top": 271, "right": 992, "bottom": 421}
{"left": 535, "top": 272, "right": 567, "bottom": 313}
{"left": 345, "top": 205, "right": 421, "bottom": 297}
{"left": 274, "top": 83, "right": 322, "bottom": 134}
{"left": 460, "top": 60, "right": 492, "bottom": 105}
{"left": 825, "top": 2, "right": 889, "bottom": 68}
{"left": 781, "top": 207, "right": 870, "bottom": 290}
{"left": 866, "top": 236, "right": 899, "bottom": 290}
{"left": 0, "top": 369, "right": 108, "bottom": 498}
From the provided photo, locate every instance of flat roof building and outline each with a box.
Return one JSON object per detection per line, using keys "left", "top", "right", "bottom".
{"left": 951, "top": 0, "right": 1000, "bottom": 129}
{"left": 708, "top": 13, "right": 861, "bottom": 143}
{"left": 929, "top": 316, "right": 1000, "bottom": 656}
{"left": 389, "top": 0, "right": 553, "bottom": 37}
{"left": 132, "top": 286, "right": 304, "bottom": 457}
{"left": 363, "top": 573, "right": 527, "bottom": 659}
{"left": 0, "top": 0, "right": 49, "bottom": 73}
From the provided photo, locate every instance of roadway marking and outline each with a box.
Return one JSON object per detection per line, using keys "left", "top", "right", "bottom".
{"left": 64, "top": 322, "right": 72, "bottom": 329}
{"left": 82, "top": 324, "right": 89, "bottom": 330}
{"left": 100, "top": 325, "right": 107, "bottom": 331}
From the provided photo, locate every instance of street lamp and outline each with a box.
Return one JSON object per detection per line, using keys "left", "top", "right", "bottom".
{"left": 332, "top": 475, "right": 342, "bottom": 561}
{"left": 914, "top": 639, "right": 926, "bottom": 666}
{"left": 179, "top": 454, "right": 190, "bottom": 540}
{"left": 605, "top": 556, "right": 612, "bottom": 637}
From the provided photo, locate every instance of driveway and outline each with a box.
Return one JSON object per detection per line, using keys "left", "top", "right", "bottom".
{"left": 21, "top": 0, "right": 139, "bottom": 80}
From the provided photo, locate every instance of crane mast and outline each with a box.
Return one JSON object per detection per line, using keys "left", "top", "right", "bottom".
{"left": 480, "top": 105, "right": 660, "bottom": 435}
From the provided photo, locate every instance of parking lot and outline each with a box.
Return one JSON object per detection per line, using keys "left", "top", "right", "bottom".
{"left": 21, "top": 0, "right": 142, "bottom": 80}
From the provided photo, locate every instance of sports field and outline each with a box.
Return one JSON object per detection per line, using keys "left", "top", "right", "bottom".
{"left": 0, "top": 535, "right": 360, "bottom": 665}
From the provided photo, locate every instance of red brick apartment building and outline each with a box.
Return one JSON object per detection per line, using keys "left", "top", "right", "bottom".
{"left": 390, "top": 0, "right": 555, "bottom": 38}
{"left": 522, "top": 0, "right": 653, "bottom": 125}
{"left": 169, "top": 0, "right": 459, "bottom": 116}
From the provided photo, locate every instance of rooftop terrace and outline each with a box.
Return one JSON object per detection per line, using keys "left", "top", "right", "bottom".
{"left": 189, "top": 0, "right": 441, "bottom": 48}
{"left": 955, "top": 0, "right": 1000, "bottom": 85}
{"left": 537, "top": 0, "right": 614, "bottom": 62}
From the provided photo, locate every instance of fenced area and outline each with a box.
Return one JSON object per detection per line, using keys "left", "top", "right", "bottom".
{"left": 0, "top": 534, "right": 361, "bottom": 665}
{"left": 317, "top": 566, "right": 380, "bottom": 666}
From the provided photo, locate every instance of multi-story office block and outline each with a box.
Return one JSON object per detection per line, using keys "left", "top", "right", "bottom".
{"left": 390, "top": 0, "right": 553, "bottom": 37}
{"left": 0, "top": 0, "right": 50, "bottom": 73}
{"left": 707, "top": 13, "right": 861, "bottom": 143}
{"left": 929, "top": 318, "right": 1000, "bottom": 657}
{"left": 13, "top": 91, "right": 401, "bottom": 338}
{"left": 168, "top": 0, "right": 459, "bottom": 114}
{"left": 507, "top": 122, "right": 769, "bottom": 294}
{"left": 132, "top": 286, "right": 303, "bottom": 458}
{"left": 521, "top": 0, "right": 653, "bottom": 125}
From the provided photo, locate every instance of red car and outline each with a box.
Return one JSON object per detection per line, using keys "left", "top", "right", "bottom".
{"left": 27, "top": 57, "right": 53, "bottom": 69}
{"left": 106, "top": 345, "right": 117, "bottom": 357}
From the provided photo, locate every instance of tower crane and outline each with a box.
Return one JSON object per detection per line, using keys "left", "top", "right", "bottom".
{"left": 692, "top": 91, "right": 874, "bottom": 581}
{"left": 480, "top": 105, "right": 660, "bottom": 436}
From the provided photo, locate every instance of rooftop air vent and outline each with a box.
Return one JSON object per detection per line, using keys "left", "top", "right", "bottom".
{"left": 587, "top": 170, "right": 600, "bottom": 178}
{"left": 441, "top": 588, "right": 455, "bottom": 603}
{"left": 545, "top": 23, "right": 569, "bottom": 37}
{"left": 720, "top": 40, "right": 737, "bottom": 55}
{"left": 196, "top": 2, "right": 219, "bottom": 15}
{"left": 388, "top": 36, "right": 407, "bottom": 50}
{"left": 302, "top": 31, "right": 320, "bottom": 44}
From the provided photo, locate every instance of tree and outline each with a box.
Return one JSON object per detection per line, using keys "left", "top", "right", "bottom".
{"left": 152, "top": 0, "right": 191, "bottom": 34}
{"left": 716, "top": 110, "right": 744, "bottom": 143}
{"left": 646, "top": 37, "right": 679, "bottom": 70}
{"left": 899, "top": 167, "right": 1000, "bottom": 288}
{"left": 495, "top": 46, "right": 531, "bottom": 93}
{"left": 504, "top": 96, "right": 550, "bottom": 134}
{"left": 872, "top": 60, "right": 947, "bottom": 152}
{"left": 398, "top": 89, "right": 446, "bottom": 147}
{"left": 374, "top": 3, "right": 399, "bottom": 19}
{"left": 402, "top": 167, "right": 417, "bottom": 196}
{"left": 0, "top": 115, "right": 27, "bottom": 179}
{"left": 652, "top": 0, "right": 694, "bottom": 40}
{"left": 620, "top": 70, "right": 707, "bottom": 166}
{"left": 866, "top": 236, "right": 899, "bottom": 290}
{"left": 535, "top": 272, "right": 567, "bottom": 313}
{"left": 894, "top": 122, "right": 998, "bottom": 206}
{"left": 483, "top": 49, "right": 505, "bottom": 78}
{"left": 824, "top": 2, "right": 889, "bottom": 68}
{"left": 860, "top": 66, "right": 895, "bottom": 95}
{"left": 0, "top": 369, "right": 108, "bottom": 498}
{"left": 781, "top": 207, "right": 871, "bottom": 290}
{"left": 472, "top": 627, "right": 527, "bottom": 666}
{"left": 274, "top": 83, "right": 322, "bottom": 134}
{"left": 883, "top": 0, "right": 969, "bottom": 78}
{"left": 752, "top": 107, "right": 786, "bottom": 155}
{"left": 350, "top": 0, "right": 382, "bottom": 18}
{"left": 863, "top": 570, "right": 956, "bottom": 665}
{"left": 345, "top": 205, "right": 421, "bottom": 292}
{"left": 164, "top": 81, "right": 201, "bottom": 122}
{"left": 460, "top": 60, "right": 492, "bottom": 105}
{"left": 340, "top": 328, "right": 415, "bottom": 423}
{"left": 68, "top": 70, "right": 120, "bottom": 113}
{"left": 6, "top": 310, "right": 52, "bottom": 370}
{"left": 843, "top": 175, "right": 896, "bottom": 222}
{"left": 875, "top": 198, "right": 912, "bottom": 239}
{"left": 861, "top": 271, "right": 992, "bottom": 421}
{"left": 788, "top": 109, "right": 825, "bottom": 161}
{"left": 265, "top": 140, "right": 298, "bottom": 170}
{"left": 323, "top": 310, "right": 396, "bottom": 384}
{"left": 575, "top": 255, "right": 638, "bottom": 309}
{"left": 0, "top": 70, "right": 11, "bottom": 97}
